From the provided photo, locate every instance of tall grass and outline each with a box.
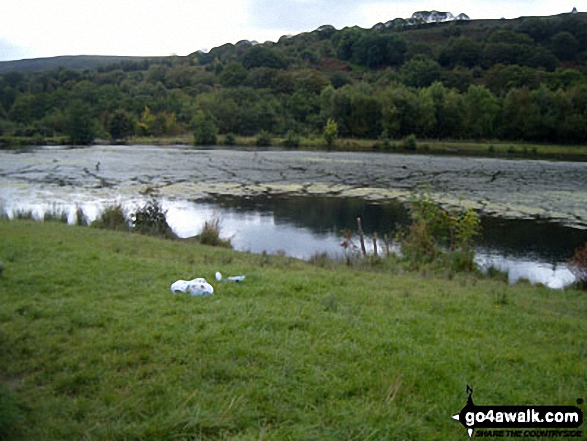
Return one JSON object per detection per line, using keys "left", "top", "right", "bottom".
{"left": 90, "top": 204, "right": 130, "bottom": 231}
{"left": 197, "top": 217, "right": 232, "bottom": 248}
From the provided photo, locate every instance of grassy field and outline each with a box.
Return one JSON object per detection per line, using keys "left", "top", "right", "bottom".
{"left": 0, "top": 220, "right": 586, "bottom": 440}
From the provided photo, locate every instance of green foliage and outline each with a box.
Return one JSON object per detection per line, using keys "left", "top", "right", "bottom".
{"left": 2, "top": 14, "right": 587, "bottom": 146}
{"left": 550, "top": 31, "right": 579, "bottom": 61}
{"left": 242, "top": 46, "right": 287, "bottom": 70}
{"left": 323, "top": 118, "right": 338, "bottom": 148}
{"left": 90, "top": 205, "right": 130, "bottom": 231}
{"left": 224, "top": 132, "right": 236, "bottom": 146}
{"left": 43, "top": 207, "right": 68, "bottom": 223}
{"left": 131, "top": 199, "right": 177, "bottom": 239}
{"left": 439, "top": 37, "right": 482, "bottom": 68}
{"left": 64, "top": 100, "right": 96, "bottom": 145}
{"left": 282, "top": 129, "right": 300, "bottom": 148}
{"left": 219, "top": 62, "right": 248, "bottom": 87}
{"left": 197, "top": 218, "right": 232, "bottom": 248}
{"left": 399, "top": 191, "right": 480, "bottom": 271}
{"left": 568, "top": 242, "right": 587, "bottom": 290}
{"left": 107, "top": 109, "right": 134, "bottom": 141}
{"left": 347, "top": 34, "right": 407, "bottom": 68}
{"left": 400, "top": 56, "right": 443, "bottom": 88}
{"left": 401, "top": 134, "right": 417, "bottom": 151}
{"left": 256, "top": 130, "right": 272, "bottom": 147}
{"left": 191, "top": 109, "right": 218, "bottom": 145}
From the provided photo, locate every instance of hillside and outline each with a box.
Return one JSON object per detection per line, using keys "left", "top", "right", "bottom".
{"left": 0, "top": 55, "right": 167, "bottom": 74}
{"left": 1, "top": 11, "right": 587, "bottom": 146}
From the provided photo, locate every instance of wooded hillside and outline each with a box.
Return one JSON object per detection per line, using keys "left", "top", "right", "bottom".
{"left": 1, "top": 12, "right": 587, "bottom": 145}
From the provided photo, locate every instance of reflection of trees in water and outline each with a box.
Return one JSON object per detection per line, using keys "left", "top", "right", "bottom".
{"left": 479, "top": 217, "right": 587, "bottom": 262}
{"left": 204, "top": 195, "right": 587, "bottom": 262}
{"left": 207, "top": 195, "right": 411, "bottom": 235}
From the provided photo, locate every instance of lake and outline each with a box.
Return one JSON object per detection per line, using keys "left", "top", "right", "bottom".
{"left": 1, "top": 145, "right": 586, "bottom": 288}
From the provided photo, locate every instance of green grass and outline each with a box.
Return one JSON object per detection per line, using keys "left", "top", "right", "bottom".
{"left": 4, "top": 133, "right": 587, "bottom": 162}
{"left": 0, "top": 221, "right": 586, "bottom": 440}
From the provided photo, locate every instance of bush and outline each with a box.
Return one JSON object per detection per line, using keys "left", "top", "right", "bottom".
{"left": 43, "top": 205, "right": 68, "bottom": 223}
{"left": 192, "top": 110, "right": 218, "bottom": 146}
{"left": 224, "top": 133, "right": 236, "bottom": 146}
{"left": 197, "top": 218, "right": 232, "bottom": 248}
{"left": 282, "top": 130, "right": 300, "bottom": 148}
{"left": 131, "top": 199, "right": 177, "bottom": 239}
{"left": 401, "top": 134, "right": 417, "bottom": 151}
{"left": 74, "top": 206, "right": 89, "bottom": 226}
{"left": 91, "top": 205, "right": 130, "bottom": 231}
{"left": 256, "top": 130, "right": 272, "bottom": 147}
{"left": 398, "top": 191, "right": 481, "bottom": 271}
{"left": 568, "top": 242, "right": 587, "bottom": 290}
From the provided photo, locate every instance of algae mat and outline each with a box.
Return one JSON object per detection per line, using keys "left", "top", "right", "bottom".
{"left": 1, "top": 145, "right": 586, "bottom": 228}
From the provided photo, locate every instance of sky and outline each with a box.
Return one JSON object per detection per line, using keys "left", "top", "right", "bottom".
{"left": 0, "top": 0, "right": 581, "bottom": 61}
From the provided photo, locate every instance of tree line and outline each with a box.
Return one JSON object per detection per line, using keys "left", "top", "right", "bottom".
{"left": 1, "top": 13, "right": 587, "bottom": 145}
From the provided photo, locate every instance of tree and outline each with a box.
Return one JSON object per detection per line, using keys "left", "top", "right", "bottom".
{"left": 65, "top": 101, "right": 96, "bottom": 145}
{"left": 192, "top": 109, "right": 218, "bottom": 145}
{"left": 463, "top": 85, "right": 499, "bottom": 138}
{"left": 137, "top": 106, "right": 155, "bottom": 136}
{"left": 400, "top": 56, "right": 443, "bottom": 88}
{"left": 219, "top": 62, "right": 248, "bottom": 87}
{"left": 438, "top": 37, "right": 482, "bottom": 68}
{"left": 381, "top": 84, "right": 435, "bottom": 138}
{"left": 351, "top": 34, "right": 406, "bottom": 68}
{"left": 108, "top": 109, "right": 134, "bottom": 141}
{"left": 323, "top": 118, "right": 338, "bottom": 148}
{"left": 242, "top": 46, "right": 287, "bottom": 70}
{"left": 423, "top": 82, "right": 464, "bottom": 139}
{"left": 550, "top": 31, "right": 579, "bottom": 61}
{"left": 501, "top": 87, "right": 541, "bottom": 140}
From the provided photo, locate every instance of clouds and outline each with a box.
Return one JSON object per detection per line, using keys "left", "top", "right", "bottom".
{"left": 0, "top": 0, "right": 582, "bottom": 61}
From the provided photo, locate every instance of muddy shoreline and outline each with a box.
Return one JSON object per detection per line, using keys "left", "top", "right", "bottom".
{"left": 1, "top": 145, "right": 587, "bottom": 229}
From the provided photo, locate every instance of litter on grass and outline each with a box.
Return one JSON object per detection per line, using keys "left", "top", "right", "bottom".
{"left": 215, "top": 272, "right": 245, "bottom": 282}
{"left": 171, "top": 278, "right": 214, "bottom": 296}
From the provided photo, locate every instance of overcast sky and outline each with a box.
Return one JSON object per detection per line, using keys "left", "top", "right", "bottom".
{"left": 0, "top": 0, "right": 581, "bottom": 61}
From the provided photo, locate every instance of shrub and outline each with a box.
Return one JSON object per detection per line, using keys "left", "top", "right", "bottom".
{"left": 398, "top": 191, "right": 481, "bottom": 271}
{"left": 192, "top": 110, "right": 218, "bottom": 146}
{"left": 43, "top": 206, "right": 68, "bottom": 223}
{"left": 256, "top": 130, "right": 272, "bottom": 147}
{"left": 14, "top": 209, "right": 35, "bottom": 220}
{"left": 282, "top": 130, "right": 300, "bottom": 148}
{"left": 568, "top": 242, "right": 587, "bottom": 290}
{"left": 131, "top": 199, "right": 177, "bottom": 239}
{"left": 197, "top": 218, "right": 232, "bottom": 248}
{"left": 402, "top": 134, "right": 417, "bottom": 151}
{"left": 91, "top": 205, "right": 130, "bottom": 231}
{"left": 323, "top": 118, "right": 338, "bottom": 149}
{"left": 74, "top": 206, "right": 88, "bottom": 226}
{"left": 224, "top": 133, "right": 236, "bottom": 146}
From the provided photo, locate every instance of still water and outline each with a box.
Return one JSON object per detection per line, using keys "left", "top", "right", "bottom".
{"left": 4, "top": 193, "right": 585, "bottom": 289}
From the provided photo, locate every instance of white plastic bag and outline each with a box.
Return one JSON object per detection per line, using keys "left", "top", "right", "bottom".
{"left": 170, "top": 278, "right": 214, "bottom": 296}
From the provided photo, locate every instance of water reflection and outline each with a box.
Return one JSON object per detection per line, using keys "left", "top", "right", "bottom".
{"left": 2, "top": 193, "right": 586, "bottom": 289}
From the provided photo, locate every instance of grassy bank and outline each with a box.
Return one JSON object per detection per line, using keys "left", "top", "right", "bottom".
{"left": 3, "top": 133, "right": 587, "bottom": 162}
{"left": 0, "top": 221, "right": 586, "bottom": 440}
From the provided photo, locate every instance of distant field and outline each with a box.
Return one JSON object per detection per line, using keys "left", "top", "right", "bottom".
{"left": 1, "top": 221, "right": 585, "bottom": 440}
